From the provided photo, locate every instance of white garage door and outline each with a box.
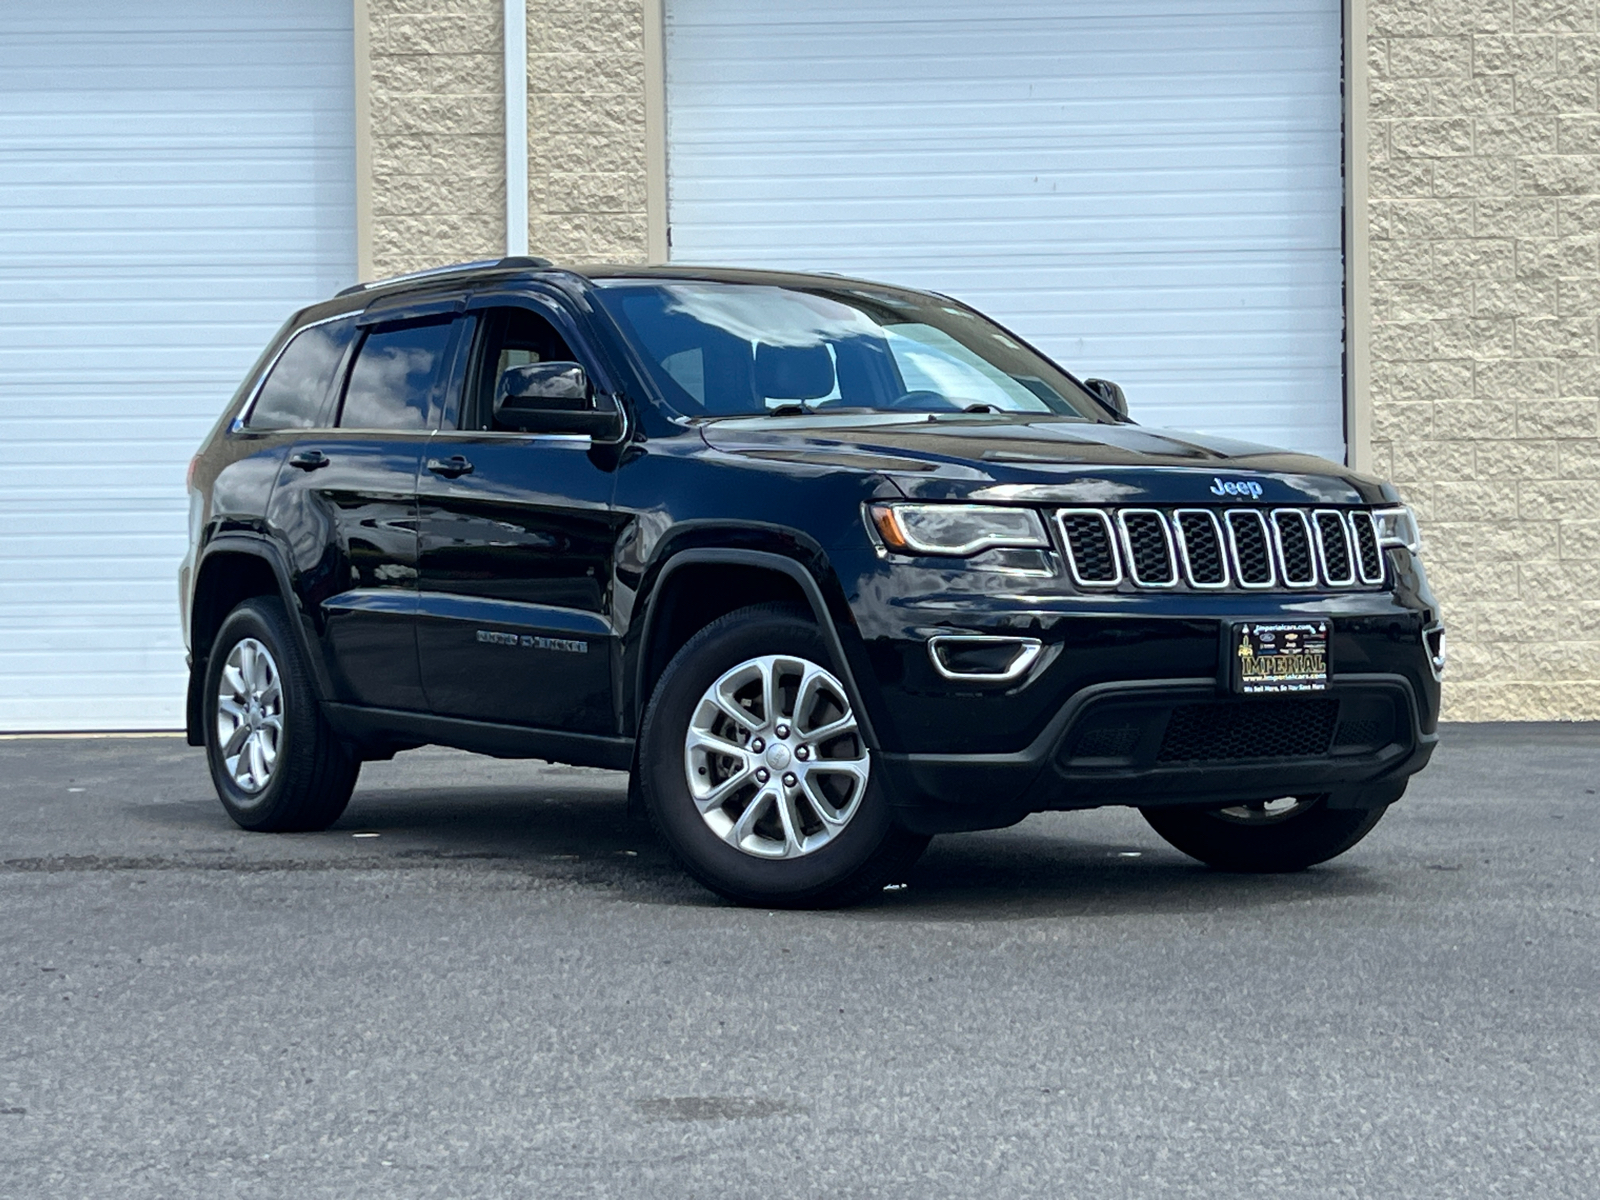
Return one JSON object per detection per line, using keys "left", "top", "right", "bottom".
{"left": 665, "top": 0, "right": 1345, "bottom": 461}
{"left": 0, "top": 2, "right": 356, "bottom": 731}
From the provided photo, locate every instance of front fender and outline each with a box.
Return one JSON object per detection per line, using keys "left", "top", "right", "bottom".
{"left": 624, "top": 535, "right": 882, "bottom": 751}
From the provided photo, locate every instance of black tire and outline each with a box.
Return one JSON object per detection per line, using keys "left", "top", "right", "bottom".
{"left": 1140, "top": 794, "right": 1388, "bottom": 873}
{"left": 637, "top": 603, "right": 929, "bottom": 908}
{"left": 203, "top": 596, "right": 359, "bottom": 832}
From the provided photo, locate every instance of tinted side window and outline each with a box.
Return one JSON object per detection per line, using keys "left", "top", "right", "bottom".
{"left": 339, "top": 319, "right": 455, "bottom": 431}
{"left": 247, "top": 317, "right": 358, "bottom": 430}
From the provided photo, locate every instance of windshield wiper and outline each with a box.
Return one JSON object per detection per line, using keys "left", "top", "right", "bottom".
{"left": 762, "top": 404, "right": 878, "bottom": 418}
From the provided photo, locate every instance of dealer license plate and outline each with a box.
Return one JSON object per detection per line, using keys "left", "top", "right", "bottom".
{"left": 1234, "top": 621, "right": 1329, "bottom": 694}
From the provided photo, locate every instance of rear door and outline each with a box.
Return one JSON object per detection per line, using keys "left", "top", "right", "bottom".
{"left": 266, "top": 309, "right": 462, "bottom": 711}
{"left": 415, "top": 292, "right": 622, "bottom": 733}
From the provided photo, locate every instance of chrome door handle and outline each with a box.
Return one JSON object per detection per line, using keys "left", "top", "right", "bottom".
{"left": 426, "top": 455, "right": 474, "bottom": 479}
{"left": 287, "top": 450, "right": 329, "bottom": 471}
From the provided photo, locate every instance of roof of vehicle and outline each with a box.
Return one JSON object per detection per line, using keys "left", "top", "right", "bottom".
{"left": 330, "top": 257, "right": 939, "bottom": 306}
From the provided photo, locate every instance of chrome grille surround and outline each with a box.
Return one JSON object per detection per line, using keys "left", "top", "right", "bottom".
{"left": 1348, "top": 510, "right": 1386, "bottom": 585}
{"left": 1270, "top": 508, "right": 1318, "bottom": 589}
{"left": 1055, "top": 508, "right": 1123, "bottom": 588}
{"left": 1223, "top": 509, "right": 1277, "bottom": 589}
{"left": 1052, "top": 506, "right": 1391, "bottom": 592}
{"left": 1116, "top": 508, "right": 1179, "bottom": 588}
{"left": 1313, "top": 509, "right": 1356, "bottom": 586}
{"left": 1171, "top": 509, "right": 1230, "bottom": 589}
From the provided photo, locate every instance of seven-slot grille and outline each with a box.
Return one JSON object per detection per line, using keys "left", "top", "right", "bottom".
{"left": 1055, "top": 506, "right": 1388, "bottom": 592}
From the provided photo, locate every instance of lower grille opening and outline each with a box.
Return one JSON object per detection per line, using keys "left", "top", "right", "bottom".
{"left": 1157, "top": 699, "right": 1340, "bottom": 762}
{"left": 1332, "top": 695, "right": 1397, "bottom": 751}
{"left": 1334, "top": 718, "right": 1382, "bottom": 746}
{"left": 1070, "top": 724, "right": 1143, "bottom": 759}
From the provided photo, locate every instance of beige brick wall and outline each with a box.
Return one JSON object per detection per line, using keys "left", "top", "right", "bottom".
{"left": 1367, "top": 0, "right": 1600, "bottom": 720}
{"left": 363, "top": 0, "right": 648, "bottom": 273}
{"left": 366, "top": 0, "right": 507, "bottom": 276}
{"left": 527, "top": 0, "right": 649, "bottom": 261}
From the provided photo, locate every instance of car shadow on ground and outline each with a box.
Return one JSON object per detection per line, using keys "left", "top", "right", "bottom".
{"left": 866, "top": 830, "right": 1384, "bottom": 922}
{"left": 201, "top": 772, "right": 1388, "bottom": 922}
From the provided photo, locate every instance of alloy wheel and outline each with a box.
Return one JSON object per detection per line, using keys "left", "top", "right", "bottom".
{"left": 215, "top": 636, "right": 283, "bottom": 794}
{"left": 683, "top": 654, "right": 869, "bottom": 859}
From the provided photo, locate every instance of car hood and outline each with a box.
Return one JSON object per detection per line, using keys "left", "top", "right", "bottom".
{"left": 698, "top": 413, "right": 1392, "bottom": 507}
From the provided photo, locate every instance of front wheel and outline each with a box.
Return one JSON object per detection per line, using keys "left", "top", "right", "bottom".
{"left": 637, "top": 603, "right": 929, "bottom": 907}
{"left": 1140, "top": 794, "right": 1388, "bottom": 872}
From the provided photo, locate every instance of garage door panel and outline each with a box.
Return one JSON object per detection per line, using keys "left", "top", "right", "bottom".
{"left": 0, "top": 0, "right": 354, "bottom": 730}
{"left": 0, "top": 319, "right": 292, "bottom": 348}
{"left": 0, "top": 391, "right": 249, "bottom": 418}
{"left": 0, "top": 516, "right": 187, "bottom": 544}
{"left": 668, "top": 214, "right": 1333, "bottom": 261}
{"left": 667, "top": 0, "right": 1344, "bottom": 463}
{"left": 0, "top": 600, "right": 181, "bottom": 636}
{"left": 0, "top": 417, "right": 219, "bottom": 445}
{"left": 674, "top": 170, "right": 1335, "bottom": 208}
{"left": 0, "top": 482, "right": 202, "bottom": 509}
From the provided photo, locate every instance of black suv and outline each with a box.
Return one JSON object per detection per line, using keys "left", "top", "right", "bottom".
{"left": 181, "top": 258, "right": 1443, "bottom": 906}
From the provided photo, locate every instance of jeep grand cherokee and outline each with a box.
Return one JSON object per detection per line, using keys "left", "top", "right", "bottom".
{"left": 180, "top": 258, "right": 1442, "bottom": 906}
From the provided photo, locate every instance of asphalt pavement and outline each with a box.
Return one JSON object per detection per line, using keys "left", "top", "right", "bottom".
{"left": 2, "top": 724, "right": 1597, "bottom": 1199}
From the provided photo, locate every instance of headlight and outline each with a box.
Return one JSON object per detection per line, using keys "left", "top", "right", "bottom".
{"left": 1372, "top": 505, "right": 1422, "bottom": 553}
{"left": 869, "top": 503, "right": 1049, "bottom": 556}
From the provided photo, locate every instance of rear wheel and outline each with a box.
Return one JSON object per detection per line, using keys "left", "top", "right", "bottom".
{"left": 203, "top": 596, "right": 359, "bottom": 832}
{"left": 638, "top": 603, "right": 929, "bottom": 907}
{"left": 1140, "top": 794, "right": 1388, "bottom": 872}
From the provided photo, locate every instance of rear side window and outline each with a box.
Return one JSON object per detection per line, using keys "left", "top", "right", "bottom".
{"left": 339, "top": 319, "right": 456, "bottom": 430}
{"left": 247, "top": 317, "right": 359, "bottom": 430}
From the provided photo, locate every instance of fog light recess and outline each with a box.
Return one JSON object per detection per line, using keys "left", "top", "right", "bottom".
{"left": 928, "top": 636, "right": 1043, "bottom": 683}
{"left": 1424, "top": 624, "right": 1446, "bottom": 680}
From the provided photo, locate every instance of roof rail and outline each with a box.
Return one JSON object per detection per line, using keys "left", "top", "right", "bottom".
{"left": 336, "top": 255, "right": 554, "bottom": 298}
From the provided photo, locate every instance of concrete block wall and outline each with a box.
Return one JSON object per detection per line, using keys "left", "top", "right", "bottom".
{"left": 527, "top": 0, "right": 649, "bottom": 261}
{"left": 1367, "top": 0, "right": 1600, "bottom": 720}
{"left": 363, "top": 0, "right": 648, "bottom": 273}
{"left": 366, "top": 0, "right": 507, "bottom": 277}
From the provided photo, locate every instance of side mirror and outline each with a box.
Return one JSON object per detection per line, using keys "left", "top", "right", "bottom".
{"left": 493, "top": 361, "right": 625, "bottom": 439}
{"left": 1083, "top": 378, "right": 1129, "bottom": 420}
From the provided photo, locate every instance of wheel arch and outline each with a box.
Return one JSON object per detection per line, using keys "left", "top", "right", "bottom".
{"left": 628, "top": 547, "right": 880, "bottom": 751}
{"left": 186, "top": 536, "right": 333, "bottom": 745}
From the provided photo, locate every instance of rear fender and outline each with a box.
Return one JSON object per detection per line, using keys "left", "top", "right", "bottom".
{"left": 186, "top": 535, "right": 334, "bottom": 744}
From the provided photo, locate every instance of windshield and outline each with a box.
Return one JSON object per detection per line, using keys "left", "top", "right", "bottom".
{"left": 593, "top": 280, "right": 1103, "bottom": 420}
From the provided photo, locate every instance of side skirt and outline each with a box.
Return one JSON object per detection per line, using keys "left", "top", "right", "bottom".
{"left": 322, "top": 703, "right": 634, "bottom": 771}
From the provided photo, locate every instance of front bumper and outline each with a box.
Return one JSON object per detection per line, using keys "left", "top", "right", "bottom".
{"left": 877, "top": 674, "right": 1436, "bottom": 834}
{"left": 835, "top": 549, "right": 1443, "bottom": 833}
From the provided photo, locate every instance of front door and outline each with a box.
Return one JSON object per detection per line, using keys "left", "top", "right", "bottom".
{"left": 266, "top": 314, "right": 460, "bottom": 711}
{"left": 416, "top": 298, "right": 622, "bottom": 733}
